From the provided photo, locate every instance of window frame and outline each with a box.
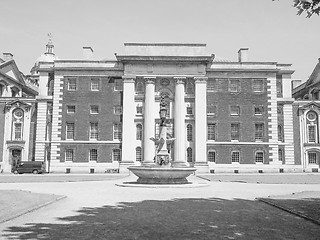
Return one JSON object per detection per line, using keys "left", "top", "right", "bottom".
{"left": 136, "top": 147, "right": 142, "bottom": 161}
{"left": 66, "top": 122, "right": 75, "bottom": 140}
{"left": 114, "top": 79, "right": 123, "bottom": 91}
{"left": 207, "top": 123, "right": 216, "bottom": 141}
{"left": 65, "top": 149, "right": 74, "bottom": 161}
{"left": 231, "top": 151, "right": 240, "bottom": 163}
{"left": 90, "top": 78, "right": 100, "bottom": 91}
{"left": 308, "top": 124, "right": 317, "bottom": 143}
{"left": 255, "top": 151, "right": 264, "bottom": 163}
{"left": 187, "top": 124, "right": 193, "bottom": 142}
{"left": 67, "top": 105, "right": 76, "bottom": 114}
{"left": 254, "top": 106, "right": 264, "bottom": 116}
{"left": 67, "top": 78, "right": 77, "bottom": 91}
{"left": 136, "top": 124, "right": 143, "bottom": 140}
{"left": 229, "top": 79, "right": 240, "bottom": 93}
{"left": 114, "top": 105, "right": 122, "bottom": 115}
{"left": 89, "top": 122, "right": 99, "bottom": 140}
{"left": 207, "top": 105, "right": 216, "bottom": 116}
{"left": 187, "top": 147, "right": 193, "bottom": 163}
{"left": 208, "top": 150, "right": 216, "bottom": 163}
{"left": 252, "top": 79, "right": 264, "bottom": 93}
{"left": 90, "top": 105, "right": 99, "bottom": 115}
{"left": 231, "top": 123, "right": 240, "bottom": 141}
{"left": 113, "top": 148, "right": 121, "bottom": 162}
{"left": 113, "top": 123, "right": 122, "bottom": 140}
{"left": 255, "top": 123, "right": 264, "bottom": 141}
{"left": 230, "top": 106, "right": 240, "bottom": 116}
{"left": 89, "top": 149, "right": 98, "bottom": 161}
{"left": 308, "top": 151, "right": 317, "bottom": 164}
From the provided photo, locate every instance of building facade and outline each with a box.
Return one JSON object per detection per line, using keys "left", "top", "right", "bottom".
{"left": 293, "top": 58, "right": 320, "bottom": 172}
{"left": 0, "top": 53, "right": 38, "bottom": 173}
{"left": 24, "top": 41, "right": 304, "bottom": 174}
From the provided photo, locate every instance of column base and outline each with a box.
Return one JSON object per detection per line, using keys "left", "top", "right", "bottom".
{"left": 120, "top": 161, "right": 138, "bottom": 173}
{"left": 171, "top": 161, "right": 190, "bottom": 168}
{"left": 194, "top": 162, "right": 209, "bottom": 174}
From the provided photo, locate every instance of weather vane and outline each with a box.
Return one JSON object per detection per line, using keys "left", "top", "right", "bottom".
{"left": 47, "top": 33, "right": 53, "bottom": 43}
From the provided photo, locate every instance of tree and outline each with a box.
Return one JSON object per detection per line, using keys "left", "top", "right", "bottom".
{"left": 293, "top": 0, "right": 320, "bottom": 17}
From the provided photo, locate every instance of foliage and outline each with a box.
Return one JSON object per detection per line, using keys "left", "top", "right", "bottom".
{"left": 293, "top": 0, "right": 320, "bottom": 17}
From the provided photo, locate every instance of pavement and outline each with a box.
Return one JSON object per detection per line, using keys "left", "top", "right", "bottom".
{"left": 0, "top": 173, "right": 319, "bottom": 239}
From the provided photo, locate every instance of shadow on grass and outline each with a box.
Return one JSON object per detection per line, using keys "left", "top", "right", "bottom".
{"left": 2, "top": 198, "right": 320, "bottom": 240}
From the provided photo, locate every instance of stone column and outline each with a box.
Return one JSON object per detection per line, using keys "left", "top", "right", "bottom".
{"left": 173, "top": 77, "right": 188, "bottom": 167}
{"left": 143, "top": 77, "right": 156, "bottom": 165}
{"left": 120, "top": 77, "right": 136, "bottom": 171}
{"left": 194, "top": 77, "right": 209, "bottom": 172}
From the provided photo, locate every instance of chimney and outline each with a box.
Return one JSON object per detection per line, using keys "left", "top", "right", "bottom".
{"left": 83, "top": 47, "right": 93, "bottom": 60}
{"left": 3, "top": 53, "right": 13, "bottom": 61}
{"left": 238, "top": 48, "right": 249, "bottom": 62}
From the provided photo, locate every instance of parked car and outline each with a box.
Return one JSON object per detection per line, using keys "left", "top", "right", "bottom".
{"left": 12, "top": 161, "right": 45, "bottom": 174}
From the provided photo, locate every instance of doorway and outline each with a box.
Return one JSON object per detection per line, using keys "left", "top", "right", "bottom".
{"left": 11, "top": 149, "right": 22, "bottom": 167}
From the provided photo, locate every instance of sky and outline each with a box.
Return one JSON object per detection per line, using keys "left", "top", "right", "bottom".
{"left": 0, "top": 0, "right": 319, "bottom": 81}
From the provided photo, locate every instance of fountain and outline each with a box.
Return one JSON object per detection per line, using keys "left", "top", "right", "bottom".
{"left": 128, "top": 96, "right": 196, "bottom": 184}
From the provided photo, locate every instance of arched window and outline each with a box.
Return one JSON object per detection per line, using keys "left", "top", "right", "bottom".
{"left": 48, "top": 80, "right": 54, "bottom": 96}
{"left": 136, "top": 147, "right": 142, "bottom": 161}
{"left": 208, "top": 150, "right": 216, "bottom": 163}
{"left": 186, "top": 81, "right": 194, "bottom": 94}
{"left": 136, "top": 124, "right": 143, "bottom": 140}
{"left": 278, "top": 125, "right": 283, "bottom": 142}
{"left": 187, "top": 124, "right": 193, "bottom": 141}
{"left": 113, "top": 149, "right": 121, "bottom": 162}
{"left": 187, "top": 147, "right": 192, "bottom": 162}
{"left": 278, "top": 148, "right": 284, "bottom": 163}
{"left": 136, "top": 82, "right": 144, "bottom": 93}
{"left": 12, "top": 108, "right": 24, "bottom": 141}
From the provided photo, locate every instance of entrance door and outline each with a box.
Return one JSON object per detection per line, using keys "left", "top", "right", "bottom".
{"left": 11, "top": 149, "right": 22, "bottom": 167}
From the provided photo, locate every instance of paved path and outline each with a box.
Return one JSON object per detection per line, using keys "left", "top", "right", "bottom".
{"left": 0, "top": 174, "right": 319, "bottom": 239}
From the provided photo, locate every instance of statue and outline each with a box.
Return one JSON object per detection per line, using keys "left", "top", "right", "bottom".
{"left": 150, "top": 96, "right": 175, "bottom": 166}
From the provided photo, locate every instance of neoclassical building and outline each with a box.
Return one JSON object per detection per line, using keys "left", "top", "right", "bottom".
{"left": 0, "top": 53, "right": 38, "bottom": 173}
{"left": 26, "top": 41, "right": 305, "bottom": 174}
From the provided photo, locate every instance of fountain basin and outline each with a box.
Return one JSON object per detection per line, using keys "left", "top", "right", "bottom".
{"left": 128, "top": 166, "right": 197, "bottom": 184}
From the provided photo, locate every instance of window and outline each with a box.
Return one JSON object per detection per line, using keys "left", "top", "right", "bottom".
{"left": 67, "top": 78, "right": 77, "bottom": 91}
{"left": 136, "top": 124, "right": 143, "bottom": 140}
{"left": 91, "top": 78, "right": 99, "bottom": 91}
{"left": 278, "top": 125, "right": 283, "bottom": 142}
{"left": 207, "top": 123, "right": 216, "bottom": 140}
{"left": 255, "top": 123, "right": 264, "bottom": 141}
{"left": 67, "top": 105, "right": 75, "bottom": 114}
{"left": 113, "top": 123, "right": 122, "bottom": 140}
{"left": 208, "top": 151, "right": 216, "bottom": 162}
{"left": 254, "top": 106, "right": 264, "bottom": 115}
{"left": 277, "top": 105, "right": 283, "bottom": 115}
{"left": 114, "top": 79, "right": 123, "bottom": 91}
{"left": 252, "top": 80, "right": 263, "bottom": 93}
{"left": 14, "top": 123, "right": 22, "bottom": 140}
{"left": 113, "top": 149, "right": 121, "bottom": 162}
{"left": 90, "top": 122, "right": 98, "bottom": 140}
{"left": 217, "top": 79, "right": 225, "bottom": 92}
{"left": 187, "top": 124, "right": 193, "bottom": 142}
{"left": 255, "top": 151, "right": 264, "bottom": 163}
{"left": 48, "top": 80, "right": 54, "bottom": 96}
{"left": 207, "top": 105, "right": 216, "bottom": 116}
{"left": 186, "top": 106, "right": 193, "bottom": 115}
{"left": 90, "top": 105, "right": 99, "bottom": 114}
{"left": 89, "top": 149, "right": 98, "bottom": 161}
{"left": 229, "top": 79, "right": 240, "bottom": 93}
{"left": 308, "top": 125, "right": 316, "bottom": 143}
{"left": 231, "top": 123, "right": 240, "bottom": 140}
{"left": 230, "top": 106, "right": 240, "bottom": 116}
{"left": 279, "top": 148, "right": 284, "bottom": 163}
{"left": 136, "top": 147, "right": 142, "bottom": 161}
{"left": 114, "top": 105, "right": 122, "bottom": 115}
{"left": 187, "top": 147, "right": 192, "bottom": 162}
{"left": 65, "top": 149, "right": 74, "bottom": 161}
{"left": 66, "top": 123, "right": 75, "bottom": 140}
{"left": 165, "top": 102, "right": 170, "bottom": 118}
{"left": 155, "top": 122, "right": 160, "bottom": 139}
{"left": 277, "top": 79, "right": 283, "bottom": 98}
{"left": 308, "top": 152, "right": 317, "bottom": 164}
{"left": 207, "top": 79, "right": 216, "bottom": 91}
{"left": 136, "top": 105, "right": 143, "bottom": 115}
{"left": 136, "top": 82, "right": 144, "bottom": 93}
{"left": 231, "top": 151, "right": 240, "bottom": 163}
{"left": 186, "top": 81, "right": 194, "bottom": 94}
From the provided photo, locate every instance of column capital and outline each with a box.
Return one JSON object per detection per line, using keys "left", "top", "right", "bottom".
{"left": 194, "top": 76, "right": 208, "bottom": 83}
{"left": 122, "top": 76, "right": 136, "bottom": 83}
{"left": 173, "top": 77, "right": 186, "bottom": 84}
{"left": 144, "top": 77, "right": 156, "bottom": 85}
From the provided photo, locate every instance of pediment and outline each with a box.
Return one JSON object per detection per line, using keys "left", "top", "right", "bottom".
{"left": 4, "top": 99, "right": 32, "bottom": 112}
{"left": 0, "top": 60, "right": 25, "bottom": 85}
